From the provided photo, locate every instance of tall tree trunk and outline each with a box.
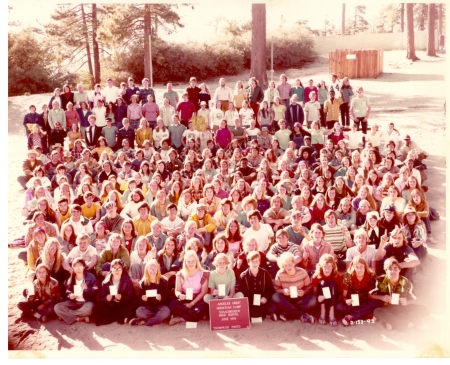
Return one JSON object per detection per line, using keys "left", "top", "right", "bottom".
{"left": 406, "top": 3, "right": 419, "bottom": 61}
{"left": 91, "top": 4, "right": 101, "bottom": 84}
{"left": 400, "top": 3, "right": 405, "bottom": 32}
{"left": 342, "top": 4, "right": 345, "bottom": 35}
{"left": 81, "top": 4, "right": 94, "bottom": 89}
{"left": 144, "top": 4, "right": 151, "bottom": 80}
{"left": 250, "top": 4, "right": 268, "bottom": 89}
{"left": 437, "top": 3, "right": 443, "bottom": 51}
{"left": 427, "top": 3, "right": 437, "bottom": 56}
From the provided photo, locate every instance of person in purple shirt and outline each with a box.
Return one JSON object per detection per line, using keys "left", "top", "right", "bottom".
{"left": 215, "top": 120, "right": 232, "bottom": 149}
{"left": 304, "top": 79, "right": 318, "bottom": 104}
{"left": 176, "top": 92, "right": 196, "bottom": 128}
{"left": 142, "top": 94, "right": 160, "bottom": 129}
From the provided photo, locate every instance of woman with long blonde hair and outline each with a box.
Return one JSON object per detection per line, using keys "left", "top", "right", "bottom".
{"left": 128, "top": 259, "right": 171, "bottom": 326}
{"left": 168, "top": 250, "right": 208, "bottom": 326}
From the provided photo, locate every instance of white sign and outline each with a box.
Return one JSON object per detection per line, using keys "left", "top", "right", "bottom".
{"left": 253, "top": 294, "right": 261, "bottom": 306}
{"left": 146, "top": 289, "right": 157, "bottom": 297}
{"left": 289, "top": 286, "right": 298, "bottom": 298}
{"left": 351, "top": 294, "right": 360, "bottom": 306}
{"left": 346, "top": 54, "right": 357, "bottom": 60}
{"left": 186, "top": 288, "right": 194, "bottom": 300}
{"left": 109, "top": 285, "right": 118, "bottom": 296}
{"left": 322, "top": 287, "right": 331, "bottom": 299}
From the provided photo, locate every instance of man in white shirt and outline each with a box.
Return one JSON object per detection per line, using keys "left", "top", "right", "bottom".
{"left": 63, "top": 205, "right": 94, "bottom": 236}
{"left": 242, "top": 209, "right": 274, "bottom": 252}
{"left": 161, "top": 203, "right": 185, "bottom": 237}
{"left": 62, "top": 233, "right": 98, "bottom": 273}
{"left": 92, "top": 99, "right": 107, "bottom": 127}
{"left": 103, "top": 78, "right": 120, "bottom": 104}
{"left": 213, "top": 78, "right": 232, "bottom": 113}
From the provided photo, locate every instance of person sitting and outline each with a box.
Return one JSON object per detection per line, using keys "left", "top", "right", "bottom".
{"left": 129, "top": 260, "right": 171, "bottom": 326}
{"left": 337, "top": 256, "right": 380, "bottom": 326}
{"left": 311, "top": 254, "right": 343, "bottom": 326}
{"left": 375, "top": 227, "right": 420, "bottom": 280}
{"left": 401, "top": 205, "right": 428, "bottom": 261}
{"left": 266, "top": 229, "right": 301, "bottom": 277}
{"left": 203, "top": 253, "right": 244, "bottom": 304}
{"left": 237, "top": 251, "right": 277, "bottom": 321}
{"left": 93, "top": 258, "right": 135, "bottom": 326}
{"left": 272, "top": 252, "right": 316, "bottom": 323}
{"left": 369, "top": 257, "right": 429, "bottom": 331}
{"left": 54, "top": 258, "right": 98, "bottom": 324}
{"left": 18, "top": 263, "right": 62, "bottom": 323}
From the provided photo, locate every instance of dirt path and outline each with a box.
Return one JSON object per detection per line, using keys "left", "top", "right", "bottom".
{"left": 7, "top": 50, "right": 449, "bottom": 357}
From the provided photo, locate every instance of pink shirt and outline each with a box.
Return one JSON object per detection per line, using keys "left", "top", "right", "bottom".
{"left": 180, "top": 270, "right": 203, "bottom": 295}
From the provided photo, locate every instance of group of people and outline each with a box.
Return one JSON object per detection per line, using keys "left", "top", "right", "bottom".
{"left": 15, "top": 72, "right": 434, "bottom": 331}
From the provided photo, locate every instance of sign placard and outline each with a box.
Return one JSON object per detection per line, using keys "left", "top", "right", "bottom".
{"left": 346, "top": 54, "right": 357, "bottom": 60}
{"left": 209, "top": 297, "right": 250, "bottom": 331}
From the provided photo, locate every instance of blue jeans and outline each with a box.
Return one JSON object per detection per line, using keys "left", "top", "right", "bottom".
{"left": 421, "top": 216, "right": 432, "bottom": 233}
{"left": 272, "top": 292, "right": 317, "bottom": 319}
{"left": 336, "top": 299, "right": 382, "bottom": 320}
{"left": 136, "top": 305, "right": 171, "bottom": 326}
{"left": 169, "top": 299, "right": 208, "bottom": 322}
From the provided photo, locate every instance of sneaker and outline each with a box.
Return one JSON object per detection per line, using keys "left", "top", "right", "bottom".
{"left": 342, "top": 315, "right": 354, "bottom": 326}
{"left": 129, "top": 318, "right": 143, "bottom": 326}
{"left": 279, "top": 313, "right": 287, "bottom": 322}
{"left": 268, "top": 313, "right": 277, "bottom": 321}
{"left": 300, "top": 313, "right": 316, "bottom": 324}
{"left": 427, "top": 235, "right": 437, "bottom": 244}
{"left": 382, "top": 321, "right": 393, "bottom": 331}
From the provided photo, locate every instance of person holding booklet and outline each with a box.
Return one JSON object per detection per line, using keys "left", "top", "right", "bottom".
{"left": 93, "top": 259, "right": 135, "bottom": 326}
{"left": 237, "top": 251, "right": 277, "bottom": 321}
{"left": 129, "top": 260, "right": 171, "bottom": 326}
{"left": 203, "top": 253, "right": 244, "bottom": 304}
{"left": 272, "top": 252, "right": 316, "bottom": 323}
{"left": 169, "top": 250, "right": 209, "bottom": 326}
{"left": 311, "top": 254, "right": 343, "bottom": 326}
{"left": 369, "top": 257, "right": 429, "bottom": 331}
{"left": 336, "top": 256, "right": 380, "bottom": 327}
{"left": 54, "top": 258, "right": 98, "bottom": 324}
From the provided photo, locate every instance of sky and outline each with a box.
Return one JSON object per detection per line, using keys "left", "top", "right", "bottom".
{"left": 7, "top": 0, "right": 394, "bottom": 43}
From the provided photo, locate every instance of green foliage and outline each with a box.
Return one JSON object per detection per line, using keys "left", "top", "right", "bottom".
{"left": 8, "top": 31, "right": 53, "bottom": 96}
{"left": 110, "top": 39, "right": 244, "bottom": 83}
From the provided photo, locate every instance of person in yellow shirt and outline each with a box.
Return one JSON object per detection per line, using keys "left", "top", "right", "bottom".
{"left": 132, "top": 201, "right": 158, "bottom": 236}
{"left": 81, "top": 192, "right": 101, "bottom": 225}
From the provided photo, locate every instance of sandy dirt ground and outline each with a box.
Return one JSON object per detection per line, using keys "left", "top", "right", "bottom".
{"left": 6, "top": 50, "right": 449, "bottom": 358}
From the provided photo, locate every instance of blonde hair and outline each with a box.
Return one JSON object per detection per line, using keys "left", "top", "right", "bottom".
{"left": 181, "top": 250, "right": 204, "bottom": 278}
{"left": 42, "top": 238, "right": 63, "bottom": 272}
{"left": 134, "top": 236, "right": 152, "bottom": 253}
{"left": 277, "top": 252, "right": 295, "bottom": 270}
{"left": 141, "top": 259, "right": 163, "bottom": 285}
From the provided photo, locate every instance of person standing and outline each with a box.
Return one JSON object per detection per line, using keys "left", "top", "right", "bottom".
{"left": 139, "top": 78, "right": 155, "bottom": 106}
{"left": 92, "top": 99, "right": 107, "bottom": 128}
{"left": 329, "top": 73, "right": 341, "bottom": 99}
{"left": 124, "top": 77, "right": 140, "bottom": 105}
{"left": 247, "top": 77, "right": 264, "bottom": 125}
{"left": 277, "top": 74, "right": 292, "bottom": 110}
{"left": 127, "top": 95, "right": 143, "bottom": 130}
{"left": 177, "top": 92, "right": 196, "bottom": 128}
{"left": 213, "top": 78, "right": 233, "bottom": 113}
{"left": 284, "top": 95, "right": 304, "bottom": 130}
{"left": 168, "top": 115, "right": 187, "bottom": 154}
{"left": 186, "top": 77, "right": 201, "bottom": 110}
{"left": 303, "top": 79, "right": 318, "bottom": 104}
{"left": 104, "top": 78, "right": 121, "bottom": 105}
{"left": 340, "top": 77, "right": 354, "bottom": 128}
{"left": 163, "top": 83, "right": 179, "bottom": 108}
{"left": 350, "top": 86, "right": 371, "bottom": 137}
{"left": 303, "top": 91, "right": 321, "bottom": 128}
{"left": 323, "top": 90, "right": 343, "bottom": 130}
{"left": 73, "top": 83, "right": 89, "bottom": 108}
{"left": 142, "top": 94, "right": 159, "bottom": 130}
{"left": 48, "top": 100, "right": 67, "bottom": 130}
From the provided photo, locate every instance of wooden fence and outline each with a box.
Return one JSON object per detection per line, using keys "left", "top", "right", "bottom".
{"left": 329, "top": 49, "right": 384, "bottom": 79}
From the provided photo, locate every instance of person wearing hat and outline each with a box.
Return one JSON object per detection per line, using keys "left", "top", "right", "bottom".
{"left": 186, "top": 76, "right": 201, "bottom": 110}
{"left": 132, "top": 201, "right": 158, "bottom": 237}
{"left": 44, "top": 150, "right": 63, "bottom": 182}
{"left": 161, "top": 203, "right": 185, "bottom": 237}
{"left": 18, "top": 150, "right": 45, "bottom": 189}
{"left": 399, "top": 134, "right": 428, "bottom": 162}
{"left": 379, "top": 203, "right": 401, "bottom": 237}
{"left": 18, "top": 263, "right": 62, "bottom": 323}
{"left": 54, "top": 257, "right": 98, "bottom": 324}
{"left": 401, "top": 204, "right": 428, "bottom": 260}
{"left": 139, "top": 78, "right": 155, "bottom": 106}
{"left": 257, "top": 126, "right": 273, "bottom": 149}
{"left": 48, "top": 120, "right": 67, "bottom": 151}
{"left": 197, "top": 100, "right": 211, "bottom": 142}
{"left": 188, "top": 204, "right": 216, "bottom": 248}
{"left": 100, "top": 201, "right": 124, "bottom": 234}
